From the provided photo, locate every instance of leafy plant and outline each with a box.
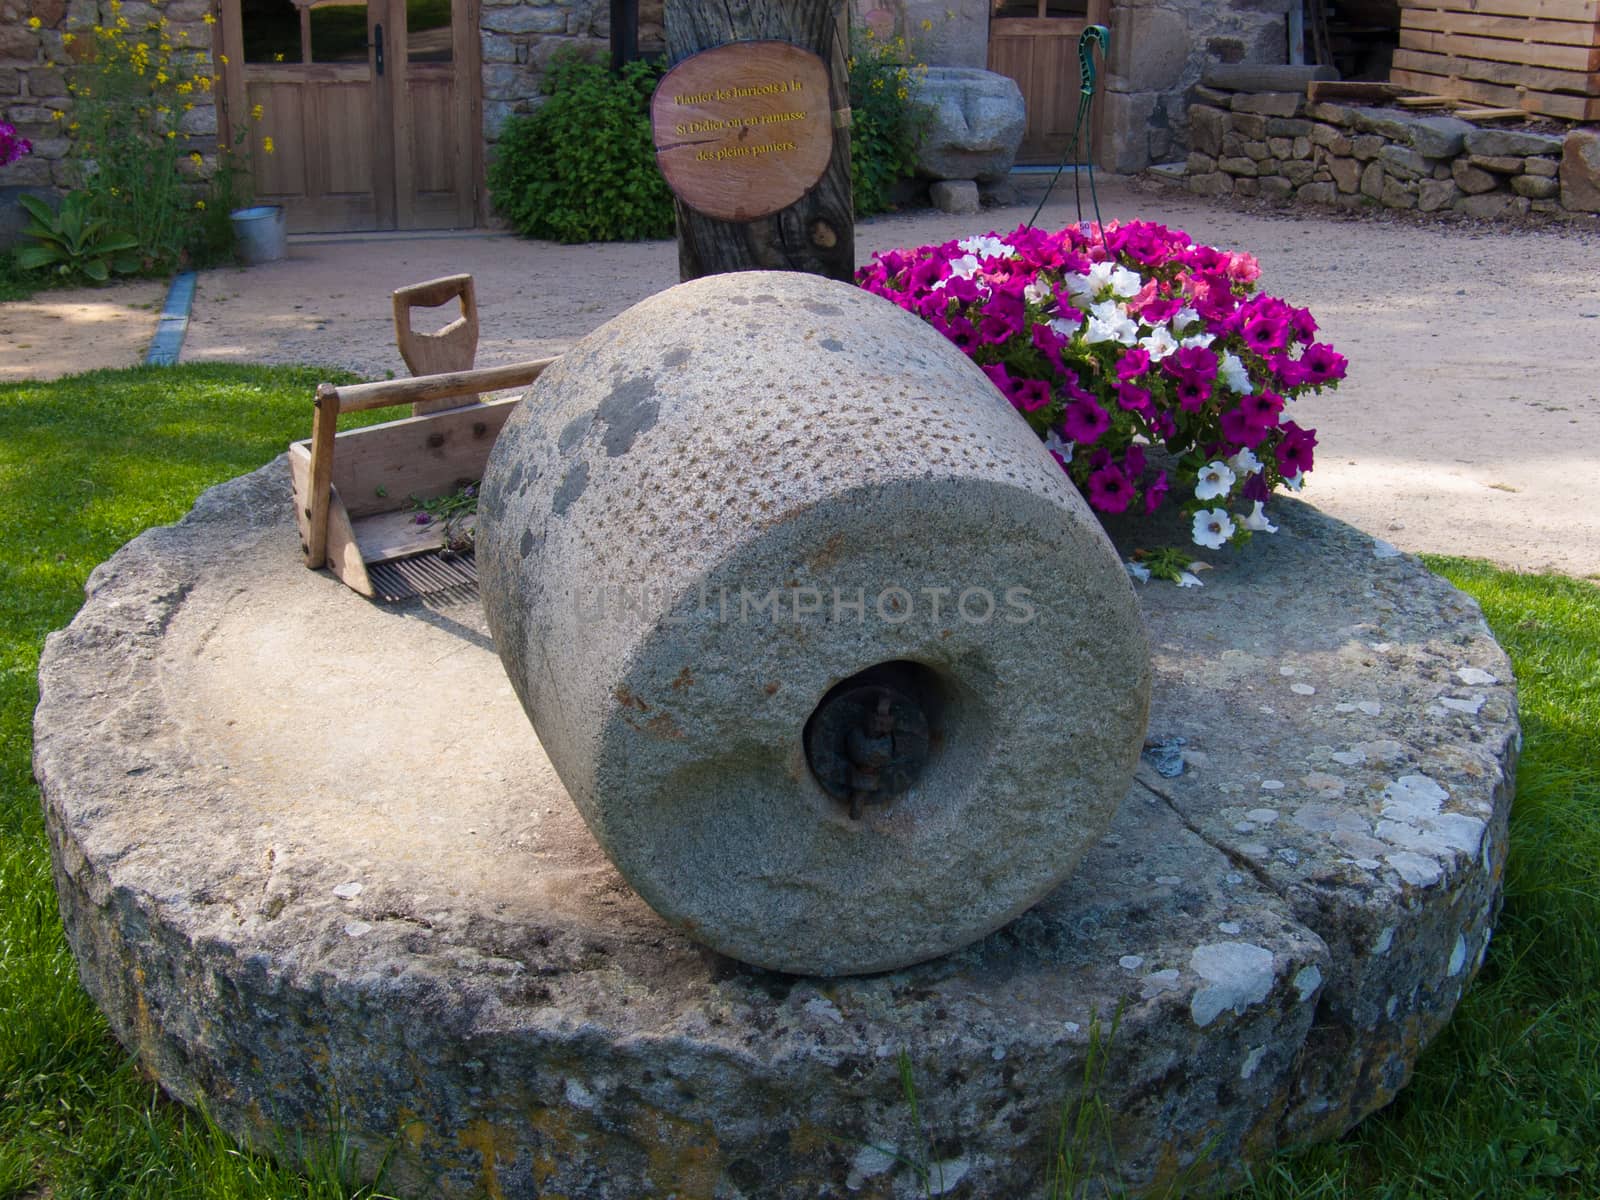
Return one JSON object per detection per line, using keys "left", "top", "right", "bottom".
{"left": 13, "top": 192, "right": 142, "bottom": 283}
{"left": 847, "top": 28, "right": 928, "bottom": 216}
{"left": 59, "top": 0, "right": 247, "bottom": 270}
{"left": 488, "top": 54, "right": 675, "bottom": 244}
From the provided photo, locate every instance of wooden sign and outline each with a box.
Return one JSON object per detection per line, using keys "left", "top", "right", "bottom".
{"left": 651, "top": 41, "right": 835, "bottom": 224}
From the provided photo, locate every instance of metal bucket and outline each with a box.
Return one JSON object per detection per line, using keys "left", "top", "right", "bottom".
{"left": 229, "top": 205, "right": 287, "bottom": 265}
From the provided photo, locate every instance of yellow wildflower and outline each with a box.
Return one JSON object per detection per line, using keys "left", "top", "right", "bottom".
{"left": 218, "top": 53, "right": 228, "bottom": 64}
{"left": 176, "top": 80, "right": 192, "bottom": 94}
{"left": 262, "top": 136, "right": 275, "bottom": 154}
{"left": 62, "top": 31, "right": 74, "bottom": 43}
{"left": 165, "top": 129, "right": 176, "bottom": 138}
{"left": 68, "top": 121, "right": 79, "bottom": 131}
{"left": 251, "top": 103, "right": 263, "bottom": 120}
{"left": 27, "top": 15, "right": 41, "bottom": 28}
{"left": 273, "top": 51, "right": 283, "bottom": 61}
{"left": 195, "top": 199, "right": 206, "bottom": 209}
{"left": 190, "top": 151, "right": 203, "bottom": 165}
{"left": 156, "top": 70, "right": 168, "bottom": 83}
{"left": 203, "top": 12, "right": 215, "bottom": 23}
{"left": 109, "top": 0, "right": 121, "bottom": 10}
{"left": 52, "top": 109, "right": 63, "bottom": 120}
{"left": 921, "top": 18, "right": 933, "bottom": 31}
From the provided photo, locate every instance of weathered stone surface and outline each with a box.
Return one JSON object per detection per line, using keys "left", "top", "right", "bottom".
{"left": 1524, "top": 155, "right": 1558, "bottom": 178}
{"left": 1243, "top": 140, "right": 1272, "bottom": 162}
{"left": 1381, "top": 176, "right": 1418, "bottom": 208}
{"left": 909, "top": 67, "right": 1025, "bottom": 182}
{"left": 1331, "top": 158, "right": 1356, "bottom": 196}
{"left": 1452, "top": 158, "right": 1499, "bottom": 194}
{"left": 1464, "top": 127, "right": 1566, "bottom": 158}
{"left": 1188, "top": 150, "right": 1219, "bottom": 174}
{"left": 1268, "top": 136, "right": 1294, "bottom": 159}
{"left": 1106, "top": 4, "right": 1189, "bottom": 91}
{"left": 1232, "top": 91, "right": 1302, "bottom": 117}
{"left": 1560, "top": 128, "right": 1600, "bottom": 213}
{"left": 1233, "top": 112, "right": 1269, "bottom": 140}
{"left": 928, "top": 177, "right": 979, "bottom": 213}
{"left": 1282, "top": 158, "right": 1316, "bottom": 185}
{"left": 1360, "top": 159, "right": 1385, "bottom": 198}
{"left": 1190, "top": 105, "right": 1228, "bottom": 157}
{"left": 1417, "top": 177, "right": 1460, "bottom": 212}
{"left": 1267, "top": 117, "right": 1314, "bottom": 137}
{"left": 35, "top": 460, "right": 1514, "bottom": 1200}
{"left": 1258, "top": 175, "right": 1294, "bottom": 199}
{"left": 1220, "top": 155, "right": 1259, "bottom": 176}
{"left": 1510, "top": 174, "right": 1559, "bottom": 200}
{"left": 1351, "top": 107, "right": 1411, "bottom": 140}
{"left": 1234, "top": 177, "right": 1261, "bottom": 196}
{"left": 1405, "top": 115, "right": 1473, "bottom": 158}
{"left": 1101, "top": 90, "right": 1162, "bottom": 174}
{"left": 1203, "top": 63, "right": 1336, "bottom": 92}
{"left": 479, "top": 273, "right": 1150, "bottom": 976}
{"left": 1352, "top": 134, "right": 1384, "bottom": 160}
{"left": 1379, "top": 144, "right": 1427, "bottom": 179}
{"left": 1296, "top": 180, "right": 1337, "bottom": 204}
{"left": 1455, "top": 191, "right": 1530, "bottom": 218}
{"left": 1189, "top": 170, "right": 1235, "bottom": 196}
{"left": 1310, "top": 123, "right": 1352, "bottom": 155}
{"left": 1468, "top": 154, "right": 1523, "bottom": 174}
{"left": 1305, "top": 101, "right": 1356, "bottom": 126}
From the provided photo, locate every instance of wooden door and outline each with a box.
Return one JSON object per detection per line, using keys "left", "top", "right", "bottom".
{"left": 988, "top": 0, "right": 1110, "bottom": 164}
{"left": 219, "top": 0, "right": 479, "bottom": 232}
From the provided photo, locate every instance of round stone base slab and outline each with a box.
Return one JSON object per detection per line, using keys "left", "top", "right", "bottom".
{"left": 33, "top": 462, "right": 1516, "bottom": 1199}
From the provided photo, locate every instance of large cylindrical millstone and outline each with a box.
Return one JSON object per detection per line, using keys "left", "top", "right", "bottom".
{"left": 478, "top": 271, "right": 1151, "bottom": 975}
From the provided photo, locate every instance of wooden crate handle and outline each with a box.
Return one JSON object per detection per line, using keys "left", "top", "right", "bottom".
{"left": 302, "top": 356, "right": 558, "bottom": 568}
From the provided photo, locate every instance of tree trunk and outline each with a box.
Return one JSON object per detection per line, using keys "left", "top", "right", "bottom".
{"left": 663, "top": 0, "right": 854, "bottom": 283}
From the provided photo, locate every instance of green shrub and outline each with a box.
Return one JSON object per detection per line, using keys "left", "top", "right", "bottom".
{"left": 848, "top": 29, "right": 927, "bottom": 217}
{"left": 488, "top": 54, "right": 676, "bottom": 244}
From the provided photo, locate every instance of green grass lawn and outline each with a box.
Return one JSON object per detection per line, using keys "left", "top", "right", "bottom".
{"left": 1, "top": 365, "right": 1597, "bottom": 1198}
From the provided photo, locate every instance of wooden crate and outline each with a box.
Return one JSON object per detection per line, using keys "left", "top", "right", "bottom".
{"left": 1391, "top": 0, "right": 1600, "bottom": 120}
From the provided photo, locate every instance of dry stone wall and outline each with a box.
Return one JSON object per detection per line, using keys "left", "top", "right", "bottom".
{"left": 480, "top": 0, "right": 664, "bottom": 146}
{"left": 1101, "top": 0, "right": 1291, "bottom": 173}
{"left": 1185, "top": 87, "right": 1600, "bottom": 219}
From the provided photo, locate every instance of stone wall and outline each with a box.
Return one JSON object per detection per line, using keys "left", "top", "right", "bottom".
{"left": 1184, "top": 89, "right": 1600, "bottom": 219}
{"left": 1, "top": 0, "right": 218, "bottom": 242}
{"left": 1100, "top": 0, "right": 1290, "bottom": 173}
{"left": 481, "top": 0, "right": 665, "bottom": 145}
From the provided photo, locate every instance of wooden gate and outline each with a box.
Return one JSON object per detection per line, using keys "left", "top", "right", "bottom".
{"left": 988, "top": 0, "right": 1111, "bottom": 164}
{"left": 218, "top": 0, "right": 481, "bottom": 232}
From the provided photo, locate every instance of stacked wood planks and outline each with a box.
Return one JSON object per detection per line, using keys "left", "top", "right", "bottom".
{"left": 1391, "top": 0, "right": 1600, "bottom": 120}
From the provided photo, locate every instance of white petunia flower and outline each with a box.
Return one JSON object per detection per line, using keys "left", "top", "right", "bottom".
{"left": 1043, "top": 429, "right": 1074, "bottom": 463}
{"left": 1242, "top": 500, "right": 1278, "bottom": 533}
{"left": 1171, "top": 306, "right": 1201, "bottom": 332}
{"left": 1049, "top": 314, "right": 1083, "bottom": 337}
{"left": 1192, "top": 507, "right": 1237, "bottom": 549}
{"left": 1084, "top": 300, "right": 1139, "bottom": 346}
{"left": 1218, "top": 352, "right": 1253, "bottom": 395}
{"left": 1024, "top": 277, "right": 1054, "bottom": 307}
{"left": 957, "top": 234, "right": 1016, "bottom": 260}
{"left": 1086, "top": 261, "right": 1117, "bottom": 289}
{"left": 1108, "top": 265, "right": 1143, "bottom": 298}
{"left": 1179, "top": 332, "right": 1216, "bottom": 350}
{"left": 1139, "top": 324, "right": 1179, "bottom": 361}
{"left": 1125, "top": 560, "right": 1152, "bottom": 583}
{"left": 1284, "top": 472, "right": 1305, "bottom": 492}
{"left": 1194, "top": 460, "right": 1237, "bottom": 501}
{"left": 1177, "top": 571, "right": 1205, "bottom": 588}
{"left": 1062, "top": 271, "right": 1096, "bottom": 304}
{"left": 1228, "top": 448, "right": 1262, "bottom": 477}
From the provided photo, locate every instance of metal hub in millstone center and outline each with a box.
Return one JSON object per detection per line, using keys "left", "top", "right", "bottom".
{"left": 804, "top": 662, "right": 935, "bottom": 819}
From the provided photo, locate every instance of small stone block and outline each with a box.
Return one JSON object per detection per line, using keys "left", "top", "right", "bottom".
{"left": 929, "top": 179, "right": 981, "bottom": 214}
